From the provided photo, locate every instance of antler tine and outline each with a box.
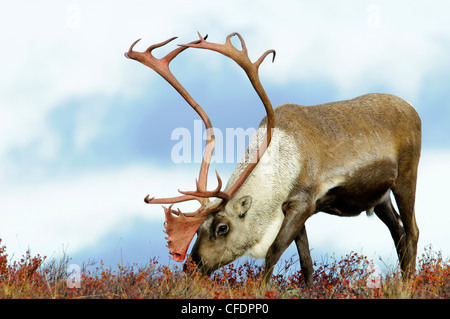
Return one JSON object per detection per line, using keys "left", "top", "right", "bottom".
{"left": 226, "top": 32, "right": 247, "bottom": 54}
{"left": 178, "top": 170, "right": 230, "bottom": 201}
{"left": 144, "top": 194, "right": 208, "bottom": 205}
{"left": 255, "top": 49, "right": 276, "bottom": 69}
{"left": 125, "top": 38, "right": 143, "bottom": 58}
{"left": 224, "top": 32, "right": 275, "bottom": 70}
{"left": 125, "top": 37, "right": 176, "bottom": 59}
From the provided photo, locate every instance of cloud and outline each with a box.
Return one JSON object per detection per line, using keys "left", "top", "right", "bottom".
{"left": 0, "top": 163, "right": 224, "bottom": 261}
{"left": 2, "top": 1, "right": 449, "bottom": 161}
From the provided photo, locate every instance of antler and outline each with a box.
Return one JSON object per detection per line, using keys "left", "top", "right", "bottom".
{"left": 124, "top": 32, "right": 275, "bottom": 262}
{"left": 125, "top": 35, "right": 217, "bottom": 202}
{"left": 179, "top": 32, "right": 276, "bottom": 199}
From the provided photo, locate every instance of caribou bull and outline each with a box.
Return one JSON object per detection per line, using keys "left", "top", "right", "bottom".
{"left": 125, "top": 32, "right": 421, "bottom": 286}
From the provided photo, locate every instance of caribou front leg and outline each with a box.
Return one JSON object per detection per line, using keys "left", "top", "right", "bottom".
{"left": 263, "top": 199, "right": 315, "bottom": 285}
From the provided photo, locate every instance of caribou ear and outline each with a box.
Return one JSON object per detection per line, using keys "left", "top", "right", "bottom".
{"left": 234, "top": 195, "right": 252, "bottom": 218}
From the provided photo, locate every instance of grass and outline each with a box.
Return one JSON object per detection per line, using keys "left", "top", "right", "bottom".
{"left": 0, "top": 238, "right": 448, "bottom": 299}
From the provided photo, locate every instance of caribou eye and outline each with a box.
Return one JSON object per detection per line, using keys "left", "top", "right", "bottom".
{"left": 217, "top": 224, "right": 229, "bottom": 236}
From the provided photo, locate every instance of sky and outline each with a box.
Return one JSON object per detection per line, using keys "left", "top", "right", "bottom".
{"left": 1, "top": 0, "right": 450, "bottom": 274}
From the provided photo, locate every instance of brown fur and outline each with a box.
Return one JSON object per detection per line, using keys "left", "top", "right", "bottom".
{"left": 266, "top": 93, "right": 421, "bottom": 285}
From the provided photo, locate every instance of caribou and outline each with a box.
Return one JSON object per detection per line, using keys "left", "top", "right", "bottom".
{"left": 125, "top": 32, "right": 421, "bottom": 286}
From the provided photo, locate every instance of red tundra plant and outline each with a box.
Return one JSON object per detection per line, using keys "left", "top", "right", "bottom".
{"left": 0, "top": 238, "right": 448, "bottom": 299}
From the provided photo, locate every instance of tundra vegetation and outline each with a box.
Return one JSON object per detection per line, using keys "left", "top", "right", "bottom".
{"left": 1, "top": 239, "right": 448, "bottom": 299}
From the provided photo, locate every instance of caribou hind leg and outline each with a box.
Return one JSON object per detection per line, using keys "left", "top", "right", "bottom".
{"left": 374, "top": 194, "right": 408, "bottom": 270}
{"left": 390, "top": 151, "right": 420, "bottom": 276}
{"left": 392, "top": 180, "right": 419, "bottom": 276}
